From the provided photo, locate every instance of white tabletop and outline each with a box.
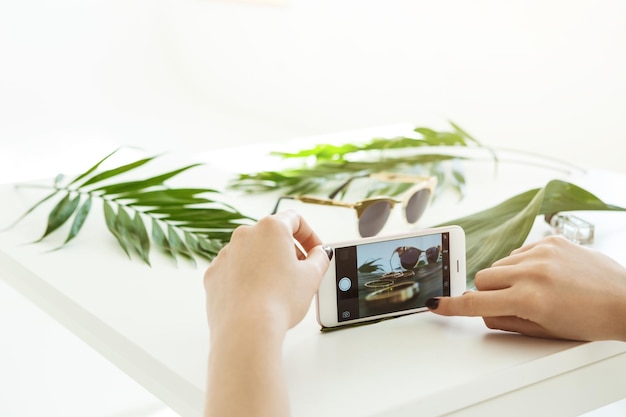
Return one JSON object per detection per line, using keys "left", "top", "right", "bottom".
{"left": 2, "top": 131, "right": 626, "bottom": 417}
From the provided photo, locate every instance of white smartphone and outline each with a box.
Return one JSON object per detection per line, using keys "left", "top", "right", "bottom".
{"left": 316, "top": 225, "right": 466, "bottom": 328}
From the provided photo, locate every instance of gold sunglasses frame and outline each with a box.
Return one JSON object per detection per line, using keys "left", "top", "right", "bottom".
{"left": 270, "top": 172, "right": 437, "bottom": 233}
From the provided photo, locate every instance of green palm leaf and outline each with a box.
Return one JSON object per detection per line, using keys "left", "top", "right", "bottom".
{"left": 80, "top": 155, "right": 157, "bottom": 187}
{"left": 2, "top": 190, "right": 58, "bottom": 231}
{"left": 63, "top": 196, "right": 92, "bottom": 245}
{"left": 68, "top": 148, "right": 120, "bottom": 186}
{"left": 115, "top": 189, "right": 219, "bottom": 206}
{"left": 229, "top": 121, "right": 485, "bottom": 196}
{"left": 12, "top": 152, "right": 255, "bottom": 266}
{"left": 437, "top": 180, "right": 626, "bottom": 287}
{"left": 38, "top": 192, "right": 80, "bottom": 241}
{"left": 90, "top": 164, "right": 202, "bottom": 195}
{"left": 9, "top": 126, "right": 624, "bottom": 279}
{"left": 151, "top": 219, "right": 176, "bottom": 260}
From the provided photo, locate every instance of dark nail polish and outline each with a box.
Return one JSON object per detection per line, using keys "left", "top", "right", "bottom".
{"left": 323, "top": 246, "right": 333, "bottom": 261}
{"left": 425, "top": 297, "right": 440, "bottom": 310}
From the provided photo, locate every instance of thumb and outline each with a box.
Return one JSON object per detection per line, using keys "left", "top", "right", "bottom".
{"left": 302, "top": 245, "right": 332, "bottom": 288}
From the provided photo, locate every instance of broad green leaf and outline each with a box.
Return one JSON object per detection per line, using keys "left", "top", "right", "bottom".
{"left": 80, "top": 155, "right": 157, "bottom": 187}
{"left": 63, "top": 196, "right": 92, "bottom": 245}
{"left": 437, "top": 180, "right": 626, "bottom": 287}
{"left": 38, "top": 192, "right": 80, "bottom": 241}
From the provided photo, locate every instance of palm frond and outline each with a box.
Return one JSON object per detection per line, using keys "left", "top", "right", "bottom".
{"left": 229, "top": 121, "right": 482, "bottom": 197}
{"left": 12, "top": 152, "right": 255, "bottom": 266}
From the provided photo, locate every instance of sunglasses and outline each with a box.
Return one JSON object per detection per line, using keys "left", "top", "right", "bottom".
{"left": 271, "top": 172, "right": 437, "bottom": 237}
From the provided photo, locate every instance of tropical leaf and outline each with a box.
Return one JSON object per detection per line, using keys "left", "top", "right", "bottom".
{"left": 436, "top": 180, "right": 626, "bottom": 287}
{"left": 63, "top": 196, "right": 92, "bottom": 245}
{"left": 167, "top": 224, "right": 196, "bottom": 266}
{"left": 229, "top": 121, "right": 490, "bottom": 197}
{"left": 38, "top": 192, "right": 80, "bottom": 241}
{"left": 80, "top": 155, "right": 157, "bottom": 187}
{"left": 103, "top": 200, "right": 132, "bottom": 259}
{"left": 151, "top": 219, "right": 176, "bottom": 260}
{"left": 358, "top": 258, "right": 386, "bottom": 273}
{"left": 183, "top": 231, "right": 213, "bottom": 261}
{"left": 9, "top": 124, "right": 619, "bottom": 278}
{"left": 2, "top": 190, "right": 58, "bottom": 231}
{"left": 11, "top": 151, "right": 255, "bottom": 266}
{"left": 133, "top": 211, "right": 151, "bottom": 266}
{"left": 90, "top": 164, "right": 202, "bottom": 195}
{"left": 115, "top": 188, "right": 219, "bottom": 206}
{"left": 68, "top": 148, "right": 120, "bottom": 186}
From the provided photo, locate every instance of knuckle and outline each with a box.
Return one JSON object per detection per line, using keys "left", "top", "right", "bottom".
{"left": 230, "top": 224, "right": 248, "bottom": 240}
{"left": 460, "top": 292, "right": 480, "bottom": 316}
{"left": 257, "top": 214, "right": 285, "bottom": 233}
{"left": 473, "top": 270, "right": 488, "bottom": 290}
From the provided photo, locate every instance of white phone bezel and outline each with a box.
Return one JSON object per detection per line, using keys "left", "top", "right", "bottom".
{"left": 316, "top": 225, "right": 466, "bottom": 328}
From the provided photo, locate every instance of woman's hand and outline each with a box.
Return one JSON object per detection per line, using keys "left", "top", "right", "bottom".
{"left": 428, "top": 235, "right": 626, "bottom": 341}
{"left": 203, "top": 210, "right": 331, "bottom": 417}
{"left": 204, "top": 209, "right": 331, "bottom": 339}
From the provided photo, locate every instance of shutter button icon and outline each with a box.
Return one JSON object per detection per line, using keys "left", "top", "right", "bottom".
{"left": 338, "top": 277, "right": 352, "bottom": 292}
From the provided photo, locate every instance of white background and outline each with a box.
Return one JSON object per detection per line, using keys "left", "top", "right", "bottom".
{"left": 1, "top": 1, "right": 625, "bottom": 416}
{"left": 2, "top": 0, "right": 626, "bottom": 179}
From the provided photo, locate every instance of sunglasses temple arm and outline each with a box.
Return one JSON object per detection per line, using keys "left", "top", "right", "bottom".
{"left": 389, "top": 250, "right": 397, "bottom": 271}
{"left": 271, "top": 196, "right": 296, "bottom": 215}
{"left": 328, "top": 174, "right": 369, "bottom": 199}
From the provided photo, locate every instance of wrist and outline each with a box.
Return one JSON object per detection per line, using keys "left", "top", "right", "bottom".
{"left": 209, "top": 310, "right": 288, "bottom": 348}
{"left": 205, "top": 310, "right": 290, "bottom": 417}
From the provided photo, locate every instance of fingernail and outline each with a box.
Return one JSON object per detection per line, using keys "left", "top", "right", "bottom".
{"left": 322, "top": 246, "right": 333, "bottom": 261}
{"left": 425, "top": 297, "right": 440, "bottom": 310}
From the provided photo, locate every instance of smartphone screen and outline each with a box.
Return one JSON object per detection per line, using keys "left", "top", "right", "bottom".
{"left": 333, "top": 231, "right": 450, "bottom": 323}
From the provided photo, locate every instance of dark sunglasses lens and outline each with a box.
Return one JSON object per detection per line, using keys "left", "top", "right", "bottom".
{"left": 406, "top": 189, "right": 431, "bottom": 223}
{"left": 358, "top": 201, "right": 392, "bottom": 237}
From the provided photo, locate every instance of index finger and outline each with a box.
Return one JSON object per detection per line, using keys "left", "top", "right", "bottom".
{"left": 427, "top": 290, "right": 516, "bottom": 318}
{"left": 273, "top": 209, "right": 323, "bottom": 253}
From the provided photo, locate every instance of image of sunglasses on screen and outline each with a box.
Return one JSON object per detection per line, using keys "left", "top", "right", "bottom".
{"left": 270, "top": 172, "right": 437, "bottom": 237}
